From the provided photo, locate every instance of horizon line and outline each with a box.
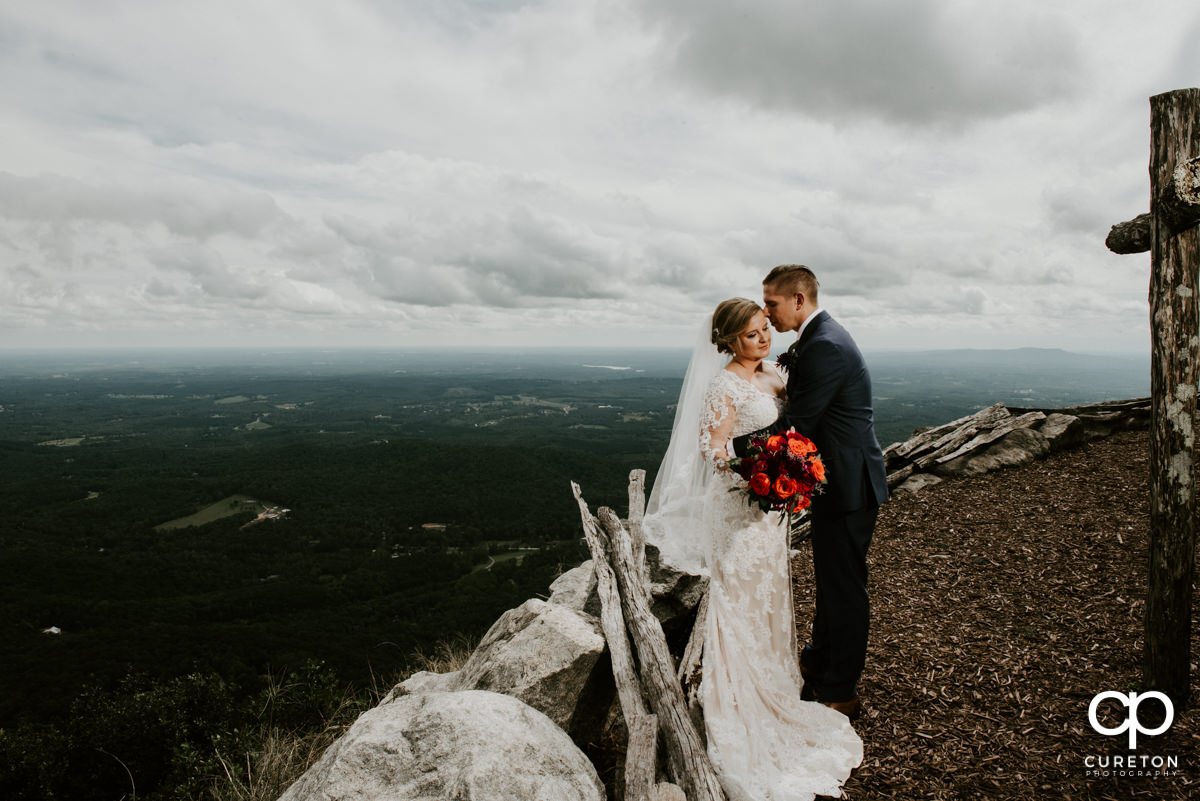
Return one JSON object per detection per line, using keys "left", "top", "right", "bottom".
{"left": 0, "top": 344, "right": 1150, "bottom": 357}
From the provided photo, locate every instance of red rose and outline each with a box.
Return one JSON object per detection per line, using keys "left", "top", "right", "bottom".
{"left": 787, "top": 435, "right": 816, "bottom": 456}
{"left": 765, "top": 435, "right": 786, "bottom": 453}
{"left": 810, "top": 458, "right": 826, "bottom": 482}
{"left": 793, "top": 495, "right": 811, "bottom": 512}
{"left": 774, "top": 476, "right": 800, "bottom": 499}
{"left": 749, "top": 472, "right": 771, "bottom": 495}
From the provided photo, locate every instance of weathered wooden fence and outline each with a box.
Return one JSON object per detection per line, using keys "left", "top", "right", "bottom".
{"left": 572, "top": 471, "right": 724, "bottom": 801}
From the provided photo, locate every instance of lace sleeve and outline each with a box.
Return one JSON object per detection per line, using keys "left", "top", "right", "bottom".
{"left": 699, "top": 378, "right": 737, "bottom": 466}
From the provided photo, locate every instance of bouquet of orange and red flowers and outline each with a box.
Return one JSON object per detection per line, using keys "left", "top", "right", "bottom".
{"left": 727, "top": 428, "right": 826, "bottom": 516}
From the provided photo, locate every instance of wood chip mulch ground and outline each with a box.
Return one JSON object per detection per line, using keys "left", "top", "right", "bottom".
{"left": 790, "top": 427, "right": 1199, "bottom": 800}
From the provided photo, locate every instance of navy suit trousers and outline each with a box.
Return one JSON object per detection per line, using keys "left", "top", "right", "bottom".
{"left": 802, "top": 500, "right": 878, "bottom": 702}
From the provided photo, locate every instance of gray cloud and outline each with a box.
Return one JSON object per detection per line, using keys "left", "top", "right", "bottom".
{"left": 1167, "top": 16, "right": 1200, "bottom": 88}
{"left": 448, "top": 207, "right": 628, "bottom": 305}
{"left": 1041, "top": 183, "right": 1127, "bottom": 238}
{"left": 150, "top": 242, "right": 270, "bottom": 302}
{"left": 634, "top": 0, "right": 1083, "bottom": 126}
{"left": 0, "top": 0, "right": 1191, "bottom": 352}
{"left": 321, "top": 205, "right": 632, "bottom": 308}
{"left": 368, "top": 0, "right": 539, "bottom": 32}
{"left": 0, "top": 172, "right": 284, "bottom": 240}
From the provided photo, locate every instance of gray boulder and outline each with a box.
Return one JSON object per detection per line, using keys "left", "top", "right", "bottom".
{"left": 934, "top": 427, "right": 1051, "bottom": 477}
{"left": 278, "top": 690, "right": 605, "bottom": 801}
{"left": 387, "top": 599, "right": 605, "bottom": 734}
{"left": 1076, "top": 410, "right": 1143, "bottom": 438}
{"left": 1038, "top": 413, "right": 1087, "bottom": 451}
{"left": 547, "top": 560, "right": 602, "bottom": 617}
{"left": 388, "top": 668, "right": 456, "bottom": 696}
{"left": 894, "top": 472, "right": 944, "bottom": 495}
{"left": 645, "top": 543, "right": 709, "bottom": 631}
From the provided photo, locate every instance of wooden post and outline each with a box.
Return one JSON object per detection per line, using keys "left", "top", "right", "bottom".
{"left": 676, "top": 588, "right": 709, "bottom": 740}
{"left": 625, "top": 713, "right": 659, "bottom": 800}
{"left": 571, "top": 482, "right": 657, "bottom": 801}
{"left": 597, "top": 505, "right": 726, "bottom": 801}
{"left": 627, "top": 468, "right": 649, "bottom": 577}
{"left": 1107, "top": 88, "right": 1200, "bottom": 706}
{"left": 1106, "top": 212, "right": 1154, "bottom": 254}
{"left": 1145, "top": 90, "right": 1199, "bottom": 707}
{"left": 573, "top": 481, "right": 721, "bottom": 801}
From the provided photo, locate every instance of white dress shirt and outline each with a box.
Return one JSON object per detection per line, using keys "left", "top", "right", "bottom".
{"left": 796, "top": 307, "right": 825, "bottom": 342}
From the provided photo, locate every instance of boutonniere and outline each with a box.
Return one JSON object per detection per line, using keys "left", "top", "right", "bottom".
{"left": 776, "top": 341, "right": 800, "bottom": 372}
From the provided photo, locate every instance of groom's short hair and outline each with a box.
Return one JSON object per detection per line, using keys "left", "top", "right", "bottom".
{"left": 764, "top": 264, "right": 819, "bottom": 302}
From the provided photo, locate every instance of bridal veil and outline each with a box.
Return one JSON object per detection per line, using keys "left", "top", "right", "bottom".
{"left": 644, "top": 318, "right": 728, "bottom": 575}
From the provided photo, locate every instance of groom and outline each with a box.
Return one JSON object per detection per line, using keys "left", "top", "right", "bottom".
{"left": 754, "top": 264, "right": 888, "bottom": 718}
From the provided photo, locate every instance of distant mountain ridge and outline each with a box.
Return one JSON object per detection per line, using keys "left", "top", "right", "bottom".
{"left": 868, "top": 346, "right": 1146, "bottom": 366}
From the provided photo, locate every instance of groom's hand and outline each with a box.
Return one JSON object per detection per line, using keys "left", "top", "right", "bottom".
{"left": 732, "top": 421, "right": 786, "bottom": 457}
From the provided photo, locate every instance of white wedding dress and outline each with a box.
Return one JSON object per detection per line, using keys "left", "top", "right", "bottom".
{"left": 694, "top": 369, "right": 863, "bottom": 801}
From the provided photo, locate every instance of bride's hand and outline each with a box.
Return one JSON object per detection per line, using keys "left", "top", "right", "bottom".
{"left": 711, "top": 452, "right": 736, "bottom": 473}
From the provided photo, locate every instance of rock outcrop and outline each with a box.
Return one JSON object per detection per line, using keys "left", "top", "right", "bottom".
{"left": 279, "top": 690, "right": 605, "bottom": 801}
{"left": 547, "top": 559, "right": 603, "bottom": 617}
{"left": 385, "top": 598, "right": 607, "bottom": 740}
{"left": 380, "top": 550, "right": 711, "bottom": 751}
{"left": 645, "top": 543, "right": 709, "bottom": 633}
{"left": 884, "top": 398, "right": 1148, "bottom": 493}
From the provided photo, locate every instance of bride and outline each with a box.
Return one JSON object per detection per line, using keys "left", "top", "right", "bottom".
{"left": 644, "top": 298, "right": 863, "bottom": 801}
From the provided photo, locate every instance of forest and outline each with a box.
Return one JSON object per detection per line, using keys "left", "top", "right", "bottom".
{"left": 0, "top": 346, "right": 1147, "bottom": 799}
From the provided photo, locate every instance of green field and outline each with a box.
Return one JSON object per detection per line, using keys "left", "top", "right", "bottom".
{"left": 153, "top": 494, "right": 268, "bottom": 531}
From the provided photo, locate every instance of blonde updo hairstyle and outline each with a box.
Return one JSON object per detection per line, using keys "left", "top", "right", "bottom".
{"left": 711, "top": 297, "right": 763, "bottom": 355}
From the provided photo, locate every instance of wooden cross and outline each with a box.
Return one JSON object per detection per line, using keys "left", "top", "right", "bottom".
{"left": 1107, "top": 88, "right": 1200, "bottom": 707}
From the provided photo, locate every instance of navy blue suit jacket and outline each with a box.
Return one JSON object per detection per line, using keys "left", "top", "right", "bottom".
{"left": 785, "top": 311, "right": 888, "bottom": 514}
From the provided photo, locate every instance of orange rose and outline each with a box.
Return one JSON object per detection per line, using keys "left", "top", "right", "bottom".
{"left": 749, "top": 472, "right": 771, "bottom": 495}
{"left": 774, "top": 476, "right": 800, "bottom": 499}
{"left": 787, "top": 435, "right": 816, "bottom": 456}
{"left": 810, "top": 458, "right": 826, "bottom": 482}
{"left": 793, "top": 495, "right": 811, "bottom": 512}
{"left": 765, "top": 435, "right": 786, "bottom": 453}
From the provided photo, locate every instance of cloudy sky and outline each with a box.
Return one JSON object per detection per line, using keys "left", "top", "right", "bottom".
{"left": 1, "top": 0, "right": 1197, "bottom": 353}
